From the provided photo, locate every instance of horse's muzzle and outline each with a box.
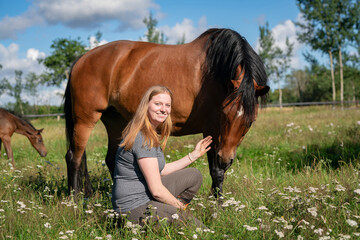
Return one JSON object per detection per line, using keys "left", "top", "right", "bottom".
{"left": 217, "top": 154, "right": 234, "bottom": 171}
{"left": 40, "top": 150, "right": 47, "bottom": 157}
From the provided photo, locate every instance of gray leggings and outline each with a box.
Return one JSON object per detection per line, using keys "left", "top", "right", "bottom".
{"left": 125, "top": 168, "right": 203, "bottom": 226}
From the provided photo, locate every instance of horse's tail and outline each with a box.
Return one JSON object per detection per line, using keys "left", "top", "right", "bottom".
{"left": 64, "top": 56, "right": 82, "bottom": 151}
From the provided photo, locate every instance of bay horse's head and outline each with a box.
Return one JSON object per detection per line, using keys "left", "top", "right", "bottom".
{"left": 218, "top": 66, "right": 269, "bottom": 170}
{"left": 201, "top": 28, "right": 269, "bottom": 171}
{"left": 27, "top": 128, "right": 47, "bottom": 157}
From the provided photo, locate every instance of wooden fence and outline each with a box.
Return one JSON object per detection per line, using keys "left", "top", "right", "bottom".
{"left": 22, "top": 101, "right": 358, "bottom": 118}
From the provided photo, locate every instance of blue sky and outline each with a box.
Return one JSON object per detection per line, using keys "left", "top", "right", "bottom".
{"left": 0, "top": 0, "right": 306, "bottom": 106}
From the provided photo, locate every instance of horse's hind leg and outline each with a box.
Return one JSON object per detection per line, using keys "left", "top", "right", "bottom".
{"left": 101, "top": 107, "right": 128, "bottom": 177}
{"left": 67, "top": 120, "right": 99, "bottom": 198}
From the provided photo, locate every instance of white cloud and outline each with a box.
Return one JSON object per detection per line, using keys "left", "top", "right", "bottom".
{"left": 0, "top": 43, "right": 60, "bottom": 106}
{"left": 0, "top": 8, "right": 44, "bottom": 39}
{"left": 159, "top": 16, "right": 208, "bottom": 44}
{"left": 0, "top": 43, "right": 46, "bottom": 82}
{"left": 27, "top": 48, "right": 46, "bottom": 61}
{"left": 87, "top": 36, "right": 108, "bottom": 50}
{"left": 255, "top": 16, "right": 304, "bottom": 69}
{"left": 0, "top": 0, "right": 157, "bottom": 40}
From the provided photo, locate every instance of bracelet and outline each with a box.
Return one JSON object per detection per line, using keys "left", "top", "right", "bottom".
{"left": 188, "top": 153, "right": 194, "bottom": 162}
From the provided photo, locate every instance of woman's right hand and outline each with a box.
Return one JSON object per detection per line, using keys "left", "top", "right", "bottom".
{"left": 191, "top": 136, "right": 212, "bottom": 160}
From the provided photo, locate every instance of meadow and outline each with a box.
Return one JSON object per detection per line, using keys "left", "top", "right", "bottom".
{"left": 0, "top": 106, "right": 359, "bottom": 239}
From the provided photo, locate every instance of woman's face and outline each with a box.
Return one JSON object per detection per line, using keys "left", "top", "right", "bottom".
{"left": 147, "top": 93, "right": 172, "bottom": 127}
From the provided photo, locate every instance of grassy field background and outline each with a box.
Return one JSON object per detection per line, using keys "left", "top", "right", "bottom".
{"left": 1, "top": 106, "right": 360, "bottom": 239}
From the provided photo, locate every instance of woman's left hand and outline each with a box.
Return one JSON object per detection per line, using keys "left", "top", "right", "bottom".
{"left": 191, "top": 136, "right": 212, "bottom": 160}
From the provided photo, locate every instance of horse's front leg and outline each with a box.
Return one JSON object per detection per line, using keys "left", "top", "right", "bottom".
{"left": 1, "top": 136, "right": 14, "bottom": 167}
{"left": 206, "top": 147, "right": 225, "bottom": 198}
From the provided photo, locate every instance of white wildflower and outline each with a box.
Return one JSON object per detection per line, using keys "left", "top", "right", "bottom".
{"left": 65, "top": 230, "right": 74, "bottom": 235}
{"left": 243, "top": 225, "right": 257, "bottom": 231}
{"left": 335, "top": 185, "right": 346, "bottom": 192}
{"left": 307, "top": 207, "right": 318, "bottom": 217}
{"left": 106, "top": 234, "right": 112, "bottom": 239}
{"left": 284, "top": 224, "right": 293, "bottom": 230}
{"left": 308, "top": 187, "right": 318, "bottom": 193}
{"left": 338, "top": 234, "right": 351, "bottom": 239}
{"left": 275, "top": 230, "right": 284, "bottom": 238}
{"left": 346, "top": 219, "right": 358, "bottom": 227}
{"left": 44, "top": 222, "right": 51, "bottom": 228}
{"left": 319, "top": 237, "right": 331, "bottom": 240}
{"left": 197, "top": 203, "right": 206, "bottom": 208}
{"left": 286, "top": 122, "right": 294, "bottom": 127}
{"left": 308, "top": 125, "right": 313, "bottom": 131}
{"left": 177, "top": 231, "right": 184, "bottom": 235}
{"left": 235, "top": 204, "right": 246, "bottom": 211}
{"left": 258, "top": 206, "right": 268, "bottom": 210}
{"left": 297, "top": 236, "right": 304, "bottom": 240}
{"left": 192, "top": 234, "right": 198, "bottom": 239}
{"left": 85, "top": 210, "right": 93, "bottom": 214}
{"left": 354, "top": 189, "right": 360, "bottom": 195}
{"left": 16, "top": 201, "right": 26, "bottom": 208}
{"left": 171, "top": 213, "right": 179, "bottom": 220}
{"left": 314, "top": 228, "right": 324, "bottom": 235}
{"left": 59, "top": 236, "right": 69, "bottom": 239}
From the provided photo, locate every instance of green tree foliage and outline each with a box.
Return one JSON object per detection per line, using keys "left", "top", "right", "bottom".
{"left": 258, "top": 22, "right": 293, "bottom": 107}
{"left": 142, "top": 12, "right": 167, "bottom": 44}
{"left": 258, "top": 22, "right": 280, "bottom": 78}
{"left": 39, "top": 37, "right": 87, "bottom": 86}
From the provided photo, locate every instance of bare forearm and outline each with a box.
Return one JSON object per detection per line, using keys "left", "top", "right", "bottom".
{"left": 161, "top": 153, "right": 195, "bottom": 176}
{"left": 151, "top": 186, "right": 185, "bottom": 209}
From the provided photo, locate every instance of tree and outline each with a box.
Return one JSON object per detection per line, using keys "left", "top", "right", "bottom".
{"left": 274, "top": 38, "right": 294, "bottom": 108}
{"left": 258, "top": 22, "right": 293, "bottom": 108}
{"left": 39, "top": 37, "right": 87, "bottom": 86}
{"left": 24, "top": 72, "right": 42, "bottom": 111}
{"left": 258, "top": 22, "right": 280, "bottom": 78}
{"left": 0, "top": 70, "right": 37, "bottom": 114}
{"left": 142, "top": 12, "right": 167, "bottom": 44}
{"left": 296, "top": 0, "right": 359, "bottom": 108}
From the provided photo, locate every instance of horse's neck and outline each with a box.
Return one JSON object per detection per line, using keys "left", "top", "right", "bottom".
{"left": 13, "top": 116, "right": 35, "bottom": 137}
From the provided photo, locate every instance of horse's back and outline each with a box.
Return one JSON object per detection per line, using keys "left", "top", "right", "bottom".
{"left": 69, "top": 40, "right": 204, "bottom": 122}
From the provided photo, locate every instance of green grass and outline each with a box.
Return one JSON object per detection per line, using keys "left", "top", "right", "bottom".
{"left": 1, "top": 106, "right": 360, "bottom": 239}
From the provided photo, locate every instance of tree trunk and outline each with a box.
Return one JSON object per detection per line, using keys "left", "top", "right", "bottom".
{"left": 329, "top": 50, "right": 336, "bottom": 108}
{"left": 278, "top": 80, "right": 282, "bottom": 109}
{"left": 339, "top": 47, "right": 344, "bottom": 110}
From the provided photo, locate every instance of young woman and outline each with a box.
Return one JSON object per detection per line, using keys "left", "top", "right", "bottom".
{"left": 112, "top": 85, "right": 212, "bottom": 226}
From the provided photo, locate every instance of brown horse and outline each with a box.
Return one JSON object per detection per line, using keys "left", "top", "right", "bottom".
{"left": 64, "top": 28, "right": 269, "bottom": 198}
{"left": 0, "top": 108, "right": 47, "bottom": 166}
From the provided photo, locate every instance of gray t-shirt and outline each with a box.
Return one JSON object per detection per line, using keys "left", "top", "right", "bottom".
{"left": 112, "top": 131, "right": 165, "bottom": 212}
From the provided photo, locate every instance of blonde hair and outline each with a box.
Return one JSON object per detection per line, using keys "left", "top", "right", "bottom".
{"left": 120, "top": 85, "right": 173, "bottom": 150}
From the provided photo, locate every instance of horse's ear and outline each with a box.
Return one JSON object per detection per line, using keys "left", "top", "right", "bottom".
{"left": 37, "top": 128, "right": 44, "bottom": 134}
{"left": 253, "top": 80, "right": 270, "bottom": 96}
{"left": 231, "top": 79, "right": 241, "bottom": 91}
{"left": 256, "top": 86, "right": 270, "bottom": 96}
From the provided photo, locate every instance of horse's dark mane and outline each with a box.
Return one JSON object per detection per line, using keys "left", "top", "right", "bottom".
{"left": 199, "top": 28, "right": 268, "bottom": 125}
{"left": 0, "top": 108, "right": 36, "bottom": 130}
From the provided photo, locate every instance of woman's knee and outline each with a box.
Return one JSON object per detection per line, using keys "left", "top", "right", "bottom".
{"left": 187, "top": 168, "right": 203, "bottom": 184}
